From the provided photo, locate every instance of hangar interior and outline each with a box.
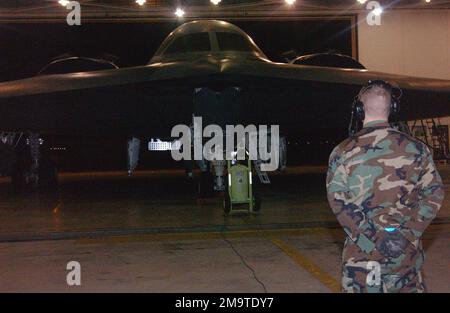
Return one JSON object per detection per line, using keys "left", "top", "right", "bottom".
{"left": 358, "top": 8, "right": 450, "bottom": 159}
{"left": 0, "top": 0, "right": 449, "bottom": 293}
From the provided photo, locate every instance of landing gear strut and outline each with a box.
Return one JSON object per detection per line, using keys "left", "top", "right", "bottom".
{"left": 28, "top": 133, "right": 41, "bottom": 187}
{"left": 127, "top": 137, "right": 141, "bottom": 176}
{"left": 212, "top": 159, "right": 226, "bottom": 192}
{"left": 11, "top": 133, "right": 57, "bottom": 190}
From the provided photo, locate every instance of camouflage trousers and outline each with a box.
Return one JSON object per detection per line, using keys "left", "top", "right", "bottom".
{"left": 341, "top": 239, "right": 427, "bottom": 293}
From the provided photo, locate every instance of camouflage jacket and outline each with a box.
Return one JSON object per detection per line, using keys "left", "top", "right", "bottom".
{"left": 326, "top": 120, "right": 444, "bottom": 255}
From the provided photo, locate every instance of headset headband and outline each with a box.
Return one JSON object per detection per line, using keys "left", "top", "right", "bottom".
{"left": 348, "top": 79, "right": 402, "bottom": 137}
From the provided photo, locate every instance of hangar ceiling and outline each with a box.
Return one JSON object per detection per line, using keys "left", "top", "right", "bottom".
{"left": 0, "top": 0, "right": 449, "bottom": 22}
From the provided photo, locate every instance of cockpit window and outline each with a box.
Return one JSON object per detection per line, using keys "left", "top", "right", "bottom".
{"left": 165, "top": 32, "right": 211, "bottom": 54}
{"left": 216, "top": 32, "right": 256, "bottom": 52}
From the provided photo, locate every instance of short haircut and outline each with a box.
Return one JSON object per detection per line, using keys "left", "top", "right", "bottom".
{"left": 360, "top": 83, "right": 392, "bottom": 118}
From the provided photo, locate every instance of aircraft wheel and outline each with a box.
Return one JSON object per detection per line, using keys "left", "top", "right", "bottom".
{"left": 253, "top": 192, "right": 261, "bottom": 213}
{"left": 252, "top": 178, "right": 262, "bottom": 213}
{"left": 198, "top": 171, "right": 214, "bottom": 198}
{"left": 223, "top": 193, "right": 231, "bottom": 215}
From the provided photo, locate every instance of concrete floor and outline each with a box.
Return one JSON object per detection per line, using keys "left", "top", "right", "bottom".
{"left": 0, "top": 166, "right": 449, "bottom": 292}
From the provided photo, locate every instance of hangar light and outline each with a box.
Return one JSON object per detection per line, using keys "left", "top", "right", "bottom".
{"left": 425, "top": 0, "right": 431, "bottom": 2}
{"left": 58, "top": 0, "right": 69, "bottom": 6}
{"left": 357, "top": 0, "right": 367, "bottom": 3}
{"left": 135, "top": 0, "right": 146, "bottom": 5}
{"left": 211, "top": 0, "right": 222, "bottom": 5}
{"left": 285, "top": 0, "right": 296, "bottom": 5}
{"left": 175, "top": 8, "right": 185, "bottom": 18}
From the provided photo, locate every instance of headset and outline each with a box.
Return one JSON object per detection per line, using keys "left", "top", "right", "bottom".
{"left": 349, "top": 80, "right": 402, "bottom": 136}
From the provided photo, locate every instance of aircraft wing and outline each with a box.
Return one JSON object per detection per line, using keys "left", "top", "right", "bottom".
{"left": 0, "top": 59, "right": 448, "bottom": 135}
{"left": 0, "top": 61, "right": 220, "bottom": 98}
{"left": 219, "top": 59, "right": 450, "bottom": 124}
{"left": 225, "top": 60, "right": 450, "bottom": 92}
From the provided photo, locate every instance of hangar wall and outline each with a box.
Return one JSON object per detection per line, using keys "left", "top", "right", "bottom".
{"left": 358, "top": 9, "right": 450, "bottom": 80}
{"left": 358, "top": 9, "right": 450, "bottom": 158}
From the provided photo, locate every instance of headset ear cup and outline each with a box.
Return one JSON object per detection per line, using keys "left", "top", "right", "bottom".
{"left": 356, "top": 100, "right": 365, "bottom": 121}
{"left": 390, "top": 96, "right": 399, "bottom": 120}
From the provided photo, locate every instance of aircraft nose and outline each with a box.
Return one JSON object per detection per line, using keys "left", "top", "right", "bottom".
{"left": 187, "top": 54, "right": 228, "bottom": 73}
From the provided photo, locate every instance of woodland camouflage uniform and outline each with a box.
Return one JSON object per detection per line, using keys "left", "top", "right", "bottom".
{"left": 326, "top": 120, "right": 444, "bottom": 293}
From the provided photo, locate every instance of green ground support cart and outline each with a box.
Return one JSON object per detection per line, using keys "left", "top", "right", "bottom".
{"left": 223, "top": 155, "right": 261, "bottom": 215}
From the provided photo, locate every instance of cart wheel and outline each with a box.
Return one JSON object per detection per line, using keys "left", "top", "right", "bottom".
{"left": 223, "top": 193, "right": 231, "bottom": 215}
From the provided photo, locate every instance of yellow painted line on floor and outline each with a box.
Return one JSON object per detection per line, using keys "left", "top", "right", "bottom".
{"left": 75, "top": 227, "right": 342, "bottom": 245}
{"left": 271, "top": 238, "right": 341, "bottom": 292}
